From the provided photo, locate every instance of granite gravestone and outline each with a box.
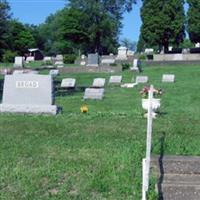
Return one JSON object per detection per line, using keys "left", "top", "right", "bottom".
{"left": 87, "top": 54, "right": 99, "bottom": 67}
{"left": 136, "top": 76, "right": 148, "bottom": 83}
{"left": 92, "top": 78, "right": 106, "bottom": 88}
{"left": 109, "top": 75, "right": 122, "bottom": 84}
{"left": 84, "top": 88, "right": 104, "bottom": 100}
{"left": 14, "top": 57, "right": 24, "bottom": 68}
{"left": 61, "top": 78, "right": 76, "bottom": 88}
{"left": 0, "top": 74, "right": 57, "bottom": 115}
{"left": 162, "top": 74, "right": 175, "bottom": 83}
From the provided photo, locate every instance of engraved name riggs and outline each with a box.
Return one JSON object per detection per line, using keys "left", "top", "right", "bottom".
{"left": 16, "top": 81, "right": 39, "bottom": 88}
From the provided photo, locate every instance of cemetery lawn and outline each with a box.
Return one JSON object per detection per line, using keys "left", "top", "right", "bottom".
{"left": 0, "top": 64, "right": 200, "bottom": 200}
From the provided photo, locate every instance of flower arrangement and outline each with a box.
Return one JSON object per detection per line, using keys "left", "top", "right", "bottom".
{"left": 140, "top": 86, "right": 163, "bottom": 98}
{"left": 80, "top": 105, "right": 88, "bottom": 113}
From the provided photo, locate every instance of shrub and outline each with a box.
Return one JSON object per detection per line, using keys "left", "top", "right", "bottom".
{"left": 64, "top": 54, "right": 77, "bottom": 64}
{"left": 121, "top": 63, "right": 130, "bottom": 71}
{"left": 139, "top": 54, "right": 147, "bottom": 60}
{"left": 2, "top": 50, "right": 18, "bottom": 63}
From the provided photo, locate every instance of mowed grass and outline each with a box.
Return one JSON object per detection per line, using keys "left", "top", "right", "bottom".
{"left": 0, "top": 64, "right": 200, "bottom": 200}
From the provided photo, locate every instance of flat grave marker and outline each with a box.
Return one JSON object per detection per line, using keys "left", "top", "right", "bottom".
{"left": 109, "top": 75, "right": 122, "bottom": 84}
{"left": 162, "top": 74, "right": 175, "bottom": 83}
{"left": 84, "top": 88, "right": 104, "bottom": 100}
{"left": 61, "top": 78, "right": 76, "bottom": 88}
{"left": 92, "top": 78, "right": 106, "bottom": 88}
{"left": 49, "top": 69, "right": 59, "bottom": 77}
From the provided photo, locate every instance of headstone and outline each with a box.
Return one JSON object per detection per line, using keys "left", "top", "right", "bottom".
{"left": 61, "top": 78, "right": 76, "bottom": 88}
{"left": 57, "top": 65, "right": 64, "bottom": 68}
{"left": 101, "top": 58, "right": 115, "bottom": 65}
{"left": 92, "top": 78, "right": 106, "bottom": 88}
{"left": 145, "top": 48, "right": 154, "bottom": 54}
{"left": 109, "top": 75, "right": 122, "bottom": 84}
{"left": 0, "top": 74, "right": 57, "bottom": 115}
{"left": 55, "top": 54, "right": 63, "bottom": 61}
{"left": 49, "top": 70, "right": 59, "bottom": 77}
{"left": 116, "top": 46, "right": 127, "bottom": 60}
{"left": 55, "top": 61, "right": 64, "bottom": 65}
{"left": 84, "top": 88, "right": 104, "bottom": 100}
{"left": 130, "top": 59, "right": 140, "bottom": 71}
{"left": 162, "top": 74, "right": 175, "bottom": 83}
{"left": 136, "top": 76, "right": 148, "bottom": 83}
{"left": 168, "top": 46, "right": 173, "bottom": 51}
{"left": 87, "top": 53, "right": 99, "bottom": 67}
{"left": 26, "top": 56, "right": 34, "bottom": 63}
{"left": 14, "top": 57, "right": 24, "bottom": 68}
{"left": 44, "top": 57, "right": 52, "bottom": 61}
{"left": 195, "top": 43, "right": 200, "bottom": 48}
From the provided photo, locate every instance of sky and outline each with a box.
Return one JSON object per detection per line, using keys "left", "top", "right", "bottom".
{"left": 7, "top": 0, "right": 142, "bottom": 42}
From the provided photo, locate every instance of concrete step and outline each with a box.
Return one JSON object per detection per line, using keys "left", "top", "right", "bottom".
{"left": 151, "top": 155, "right": 200, "bottom": 175}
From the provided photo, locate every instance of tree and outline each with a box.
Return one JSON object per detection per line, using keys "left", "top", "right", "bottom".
{"left": 139, "top": 0, "right": 185, "bottom": 52}
{"left": 0, "top": 0, "right": 10, "bottom": 59}
{"left": 68, "top": 0, "right": 137, "bottom": 54}
{"left": 187, "top": 0, "right": 200, "bottom": 43}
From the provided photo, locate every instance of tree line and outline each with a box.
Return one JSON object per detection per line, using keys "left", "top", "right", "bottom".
{"left": 0, "top": 0, "right": 200, "bottom": 62}
{"left": 137, "top": 0, "right": 200, "bottom": 52}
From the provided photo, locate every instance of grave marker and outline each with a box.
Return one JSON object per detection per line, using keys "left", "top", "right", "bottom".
{"left": 92, "top": 78, "right": 106, "bottom": 88}
{"left": 14, "top": 57, "right": 24, "bottom": 68}
{"left": 0, "top": 74, "right": 57, "bottom": 115}
{"left": 49, "top": 70, "right": 59, "bottom": 77}
{"left": 109, "top": 75, "right": 122, "bottom": 84}
{"left": 84, "top": 88, "right": 104, "bottom": 100}
{"left": 61, "top": 78, "right": 76, "bottom": 88}
{"left": 162, "top": 74, "right": 175, "bottom": 83}
{"left": 87, "top": 53, "right": 99, "bottom": 67}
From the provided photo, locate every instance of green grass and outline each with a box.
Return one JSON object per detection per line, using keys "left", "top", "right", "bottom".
{"left": 0, "top": 64, "right": 200, "bottom": 199}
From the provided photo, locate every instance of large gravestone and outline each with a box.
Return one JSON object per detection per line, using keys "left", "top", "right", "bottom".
{"left": 61, "top": 78, "right": 76, "bottom": 88}
{"left": 162, "top": 74, "right": 175, "bottom": 83}
{"left": 136, "top": 76, "right": 148, "bottom": 83}
{"left": 109, "top": 75, "right": 122, "bottom": 84}
{"left": 0, "top": 74, "right": 57, "bottom": 115}
{"left": 92, "top": 78, "right": 106, "bottom": 88}
{"left": 14, "top": 57, "right": 24, "bottom": 68}
{"left": 116, "top": 46, "right": 127, "bottom": 60}
{"left": 87, "top": 53, "right": 99, "bottom": 67}
{"left": 84, "top": 88, "right": 104, "bottom": 100}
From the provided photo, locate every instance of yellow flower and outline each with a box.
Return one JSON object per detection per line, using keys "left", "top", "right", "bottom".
{"left": 80, "top": 105, "right": 88, "bottom": 113}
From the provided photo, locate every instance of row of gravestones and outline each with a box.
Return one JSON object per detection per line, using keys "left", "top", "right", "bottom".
{"left": 0, "top": 73, "right": 175, "bottom": 115}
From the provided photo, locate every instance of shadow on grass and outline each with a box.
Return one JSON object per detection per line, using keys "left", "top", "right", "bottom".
{"left": 158, "top": 132, "right": 166, "bottom": 200}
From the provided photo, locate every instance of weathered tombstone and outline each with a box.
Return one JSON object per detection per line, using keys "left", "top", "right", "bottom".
{"left": 136, "top": 76, "right": 148, "bottom": 83}
{"left": 92, "top": 78, "right": 106, "bottom": 88}
{"left": 162, "top": 74, "right": 175, "bottom": 83}
{"left": 130, "top": 59, "right": 140, "bottom": 71}
{"left": 61, "top": 78, "right": 76, "bottom": 88}
{"left": 49, "top": 70, "right": 59, "bottom": 77}
{"left": 87, "top": 53, "right": 99, "bottom": 67}
{"left": 84, "top": 88, "right": 104, "bottom": 100}
{"left": 44, "top": 57, "right": 52, "bottom": 61}
{"left": 116, "top": 46, "right": 127, "bottom": 60}
{"left": 14, "top": 57, "right": 24, "bottom": 68}
{"left": 101, "top": 58, "right": 115, "bottom": 65}
{"left": 55, "top": 61, "right": 64, "bottom": 65}
{"left": 0, "top": 74, "right": 57, "bottom": 115}
{"left": 109, "top": 75, "right": 122, "bottom": 84}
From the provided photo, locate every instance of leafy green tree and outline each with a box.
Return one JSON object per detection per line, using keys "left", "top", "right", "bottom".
{"left": 68, "top": 0, "right": 137, "bottom": 54}
{"left": 0, "top": 0, "right": 10, "bottom": 59}
{"left": 187, "top": 0, "right": 200, "bottom": 43}
{"left": 139, "top": 0, "right": 185, "bottom": 52}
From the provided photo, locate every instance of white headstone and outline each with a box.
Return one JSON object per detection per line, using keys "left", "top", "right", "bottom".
{"left": 61, "top": 78, "right": 76, "bottom": 88}
{"left": 44, "top": 57, "right": 52, "bottom": 61}
{"left": 145, "top": 48, "right": 154, "bottom": 54}
{"left": 14, "top": 57, "right": 24, "bottom": 68}
{"left": 92, "top": 78, "right": 106, "bottom": 88}
{"left": 101, "top": 58, "right": 115, "bottom": 64}
{"left": 55, "top": 61, "right": 64, "bottom": 65}
{"left": 0, "top": 74, "right": 57, "bottom": 115}
{"left": 109, "top": 75, "right": 122, "bottom": 84}
{"left": 56, "top": 54, "right": 63, "bottom": 61}
{"left": 136, "top": 76, "right": 148, "bottom": 83}
{"left": 49, "top": 70, "right": 59, "bottom": 77}
{"left": 162, "top": 74, "right": 175, "bottom": 83}
{"left": 84, "top": 88, "right": 104, "bottom": 100}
